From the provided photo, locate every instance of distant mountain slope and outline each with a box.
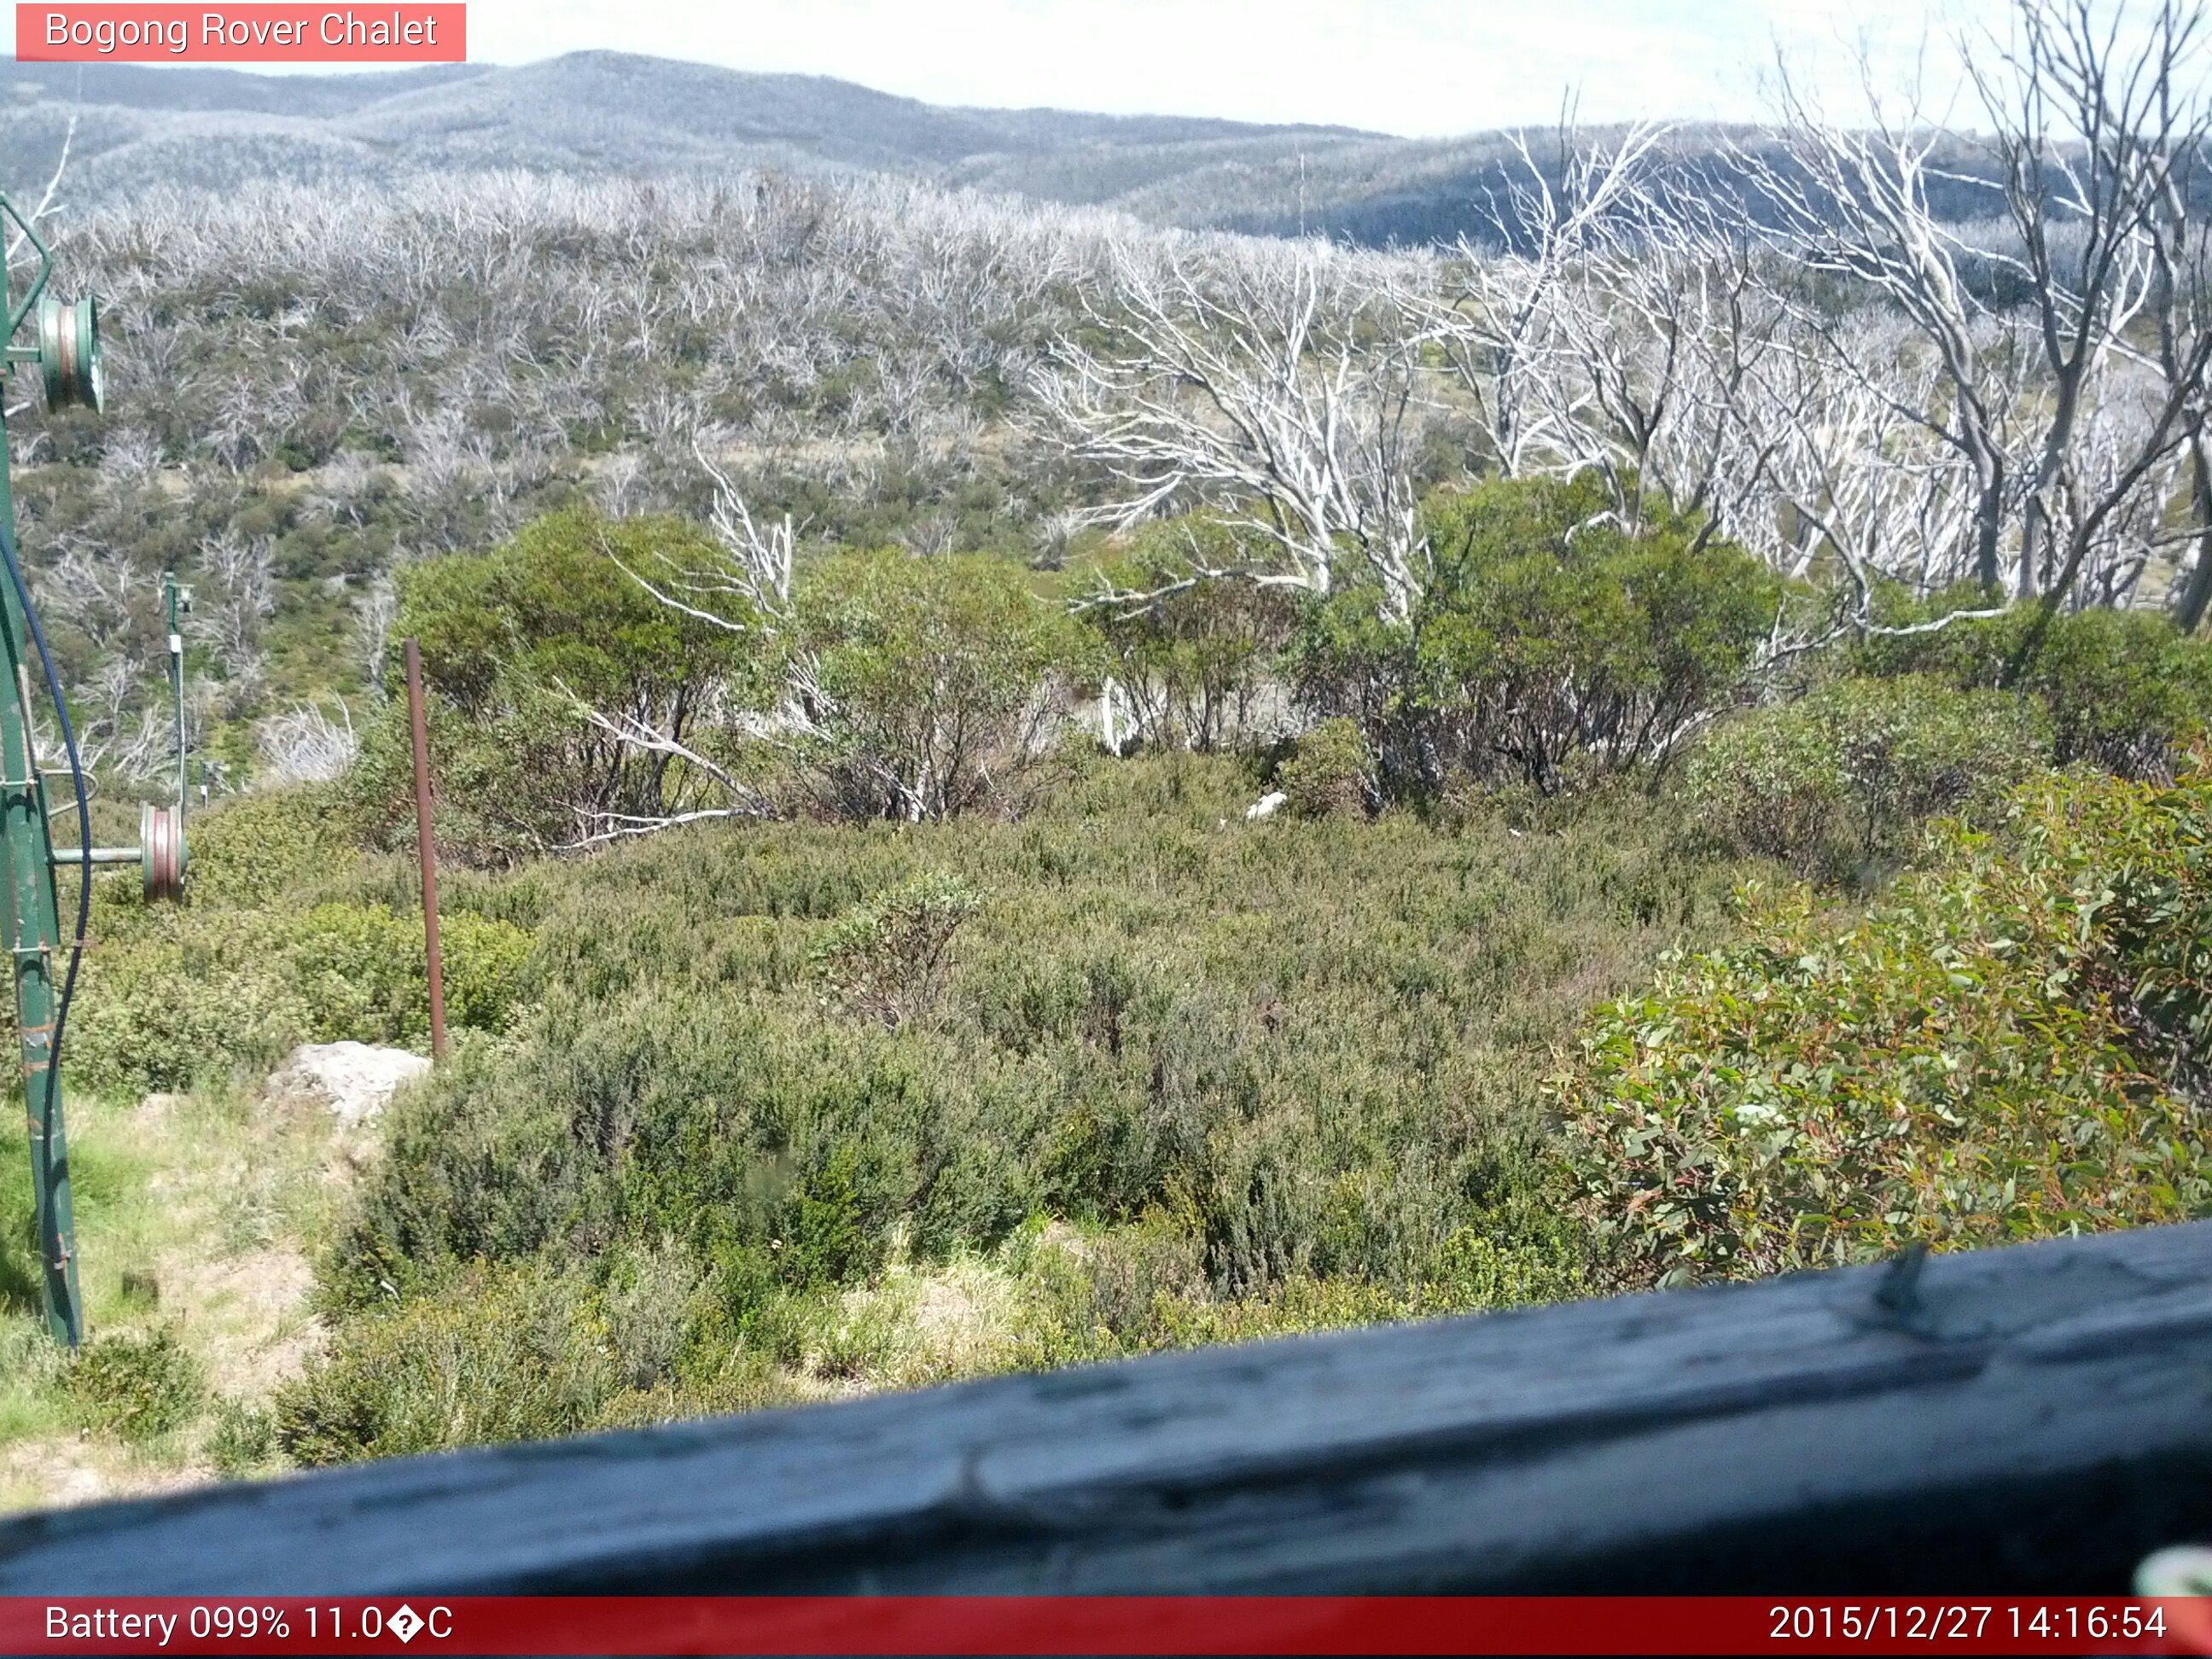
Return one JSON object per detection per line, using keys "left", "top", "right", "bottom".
{"left": 0, "top": 52, "right": 1384, "bottom": 218}
{"left": 0, "top": 50, "right": 1507, "bottom": 240}
{"left": 0, "top": 49, "right": 1986, "bottom": 247}
{"left": 0, "top": 58, "right": 481, "bottom": 114}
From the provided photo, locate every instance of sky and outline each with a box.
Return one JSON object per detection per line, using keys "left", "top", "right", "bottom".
{"left": 427, "top": 0, "right": 2009, "bottom": 136}
{"left": 7, "top": 1, "right": 2024, "bottom": 136}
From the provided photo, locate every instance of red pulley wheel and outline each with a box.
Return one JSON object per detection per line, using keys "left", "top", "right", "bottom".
{"left": 140, "top": 804, "right": 185, "bottom": 904}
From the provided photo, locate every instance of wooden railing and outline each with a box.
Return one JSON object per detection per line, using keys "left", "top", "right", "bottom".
{"left": 7, "top": 1220, "right": 2212, "bottom": 1594}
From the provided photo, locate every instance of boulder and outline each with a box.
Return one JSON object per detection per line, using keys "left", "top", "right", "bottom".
{"left": 267, "top": 1041, "right": 431, "bottom": 1128}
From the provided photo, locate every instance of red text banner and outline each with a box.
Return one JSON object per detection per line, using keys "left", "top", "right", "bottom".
{"left": 1, "top": 1596, "right": 2208, "bottom": 1656}
{"left": 15, "top": 5, "right": 464, "bottom": 61}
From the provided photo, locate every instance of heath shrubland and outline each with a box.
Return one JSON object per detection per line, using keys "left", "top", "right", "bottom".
{"left": 11, "top": 473, "right": 2212, "bottom": 1484}
{"left": 18, "top": 79, "right": 2212, "bottom": 1502}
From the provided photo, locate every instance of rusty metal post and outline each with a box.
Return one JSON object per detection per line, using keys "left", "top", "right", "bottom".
{"left": 404, "top": 639, "right": 447, "bottom": 1062}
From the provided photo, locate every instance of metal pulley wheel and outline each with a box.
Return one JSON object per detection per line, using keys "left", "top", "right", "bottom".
{"left": 37, "top": 294, "right": 102, "bottom": 414}
{"left": 140, "top": 803, "right": 185, "bottom": 904}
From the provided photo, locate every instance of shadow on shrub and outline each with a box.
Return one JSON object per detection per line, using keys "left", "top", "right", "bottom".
{"left": 1856, "top": 600, "right": 2212, "bottom": 780}
{"left": 1684, "top": 675, "right": 2051, "bottom": 882}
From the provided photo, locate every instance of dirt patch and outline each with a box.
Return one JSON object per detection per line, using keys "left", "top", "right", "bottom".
{"left": 1, "top": 1080, "right": 353, "bottom": 1515}
{"left": 127, "top": 1081, "right": 347, "bottom": 1420}
{"left": 132, "top": 1092, "right": 187, "bottom": 1130}
{"left": 159, "top": 1243, "right": 324, "bottom": 1399}
{"left": 0, "top": 1434, "right": 209, "bottom": 1512}
{"left": 908, "top": 1267, "right": 1012, "bottom": 1372}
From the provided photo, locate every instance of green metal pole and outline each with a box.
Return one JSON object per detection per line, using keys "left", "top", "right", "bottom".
{"left": 0, "top": 213, "right": 82, "bottom": 1348}
{"left": 167, "top": 573, "right": 185, "bottom": 818}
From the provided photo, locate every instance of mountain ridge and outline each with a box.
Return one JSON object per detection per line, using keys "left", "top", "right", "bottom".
{"left": 0, "top": 50, "right": 1568, "bottom": 243}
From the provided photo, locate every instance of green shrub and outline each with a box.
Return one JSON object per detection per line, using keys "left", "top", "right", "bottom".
{"left": 1684, "top": 676, "right": 2051, "bottom": 877}
{"left": 1278, "top": 719, "right": 1371, "bottom": 818}
{"left": 1558, "top": 762, "right": 2212, "bottom": 1289}
{"left": 274, "top": 1263, "right": 615, "bottom": 1465}
{"left": 1006, "top": 1212, "right": 1587, "bottom": 1370}
{"left": 68, "top": 924, "right": 311, "bottom": 1097}
{"left": 1419, "top": 1222, "right": 1588, "bottom": 1309}
{"left": 600, "top": 1238, "right": 705, "bottom": 1393}
{"left": 811, "top": 873, "right": 982, "bottom": 1027}
{"left": 290, "top": 903, "right": 536, "bottom": 1047}
{"left": 276, "top": 1252, "right": 811, "bottom": 1464}
{"left": 323, "top": 758, "right": 1741, "bottom": 1376}
{"left": 789, "top": 549, "right": 1084, "bottom": 820}
{"left": 70, "top": 1326, "right": 204, "bottom": 1441}
{"left": 69, "top": 900, "right": 534, "bottom": 1097}
{"left": 206, "top": 1399, "right": 279, "bottom": 1478}
{"left": 349, "top": 508, "right": 761, "bottom": 865}
{"left": 1857, "top": 601, "right": 2212, "bottom": 780}
{"left": 1081, "top": 515, "right": 1295, "bottom": 752}
{"left": 180, "top": 786, "right": 352, "bottom": 908}
{"left": 1293, "top": 473, "right": 1786, "bottom": 797}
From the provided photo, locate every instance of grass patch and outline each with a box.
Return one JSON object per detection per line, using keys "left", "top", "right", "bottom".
{"left": 0, "top": 1081, "right": 350, "bottom": 1512}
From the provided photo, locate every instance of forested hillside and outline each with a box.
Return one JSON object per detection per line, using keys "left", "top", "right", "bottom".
{"left": 0, "top": 54, "right": 2010, "bottom": 247}
{"left": 8, "top": 0, "right": 2212, "bottom": 1510}
{"left": 0, "top": 54, "right": 1405, "bottom": 233}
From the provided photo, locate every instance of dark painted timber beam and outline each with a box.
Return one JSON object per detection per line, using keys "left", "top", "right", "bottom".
{"left": 7, "top": 1220, "right": 2212, "bottom": 1594}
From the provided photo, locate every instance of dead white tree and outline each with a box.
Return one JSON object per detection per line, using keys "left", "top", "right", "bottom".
{"left": 1537, "top": 179, "right": 1802, "bottom": 545}
{"left": 1744, "top": 310, "right": 2027, "bottom": 634}
{"left": 3, "top": 111, "right": 77, "bottom": 423}
{"left": 2060, "top": 364, "right": 2186, "bottom": 607}
{"left": 195, "top": 529, "right": 276, "bottom": 709}
{"left": 612, "top": 437, "right": 796, "bottom": 627}
{"left": 1037, "top": 237, "right": 1446, "bottom": 625}
{"left": 3, "top": 109, "right": 76, "bottom": 275}
{"left": 1970, "top": 0, "right": 2212, "bottom": 608}
{"left": 1435, "top": 119, "right": 1671, "bottom": 480}
{"left": 2153, "top": 44, "right": 2212, "bottom": 627}
{"left": 355, "top": 577, "right": 397, "bottom": 690}
{"left": 256, "top": 696, "right": 358, "bottom": 785}
{"left": 1743, "top": 54, "right": 2031, "bottom": 597}
{"left": 560, "top": 691, "right": 780, "bottom": 849}
{"left": 551, "top": 443, "right": 802, "bottom": 846}
{"left": 1745, "top": 4, "right": 2212, "bottom": 620}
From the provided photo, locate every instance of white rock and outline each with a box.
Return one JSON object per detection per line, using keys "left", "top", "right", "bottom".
{"left": 267, "top": 1041, "right": 431, "bottom": 1128}
{"left": 1245, "top": 790, "right": 1289, "bottom": 821}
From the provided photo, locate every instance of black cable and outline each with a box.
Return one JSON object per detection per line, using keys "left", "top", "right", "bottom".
{"left": 0, "top": 517, "right": 92, "bottom": 1325}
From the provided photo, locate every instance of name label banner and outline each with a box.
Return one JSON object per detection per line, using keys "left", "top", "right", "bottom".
{"left": 15, "top": 5, "right": 465, "bottom": 61}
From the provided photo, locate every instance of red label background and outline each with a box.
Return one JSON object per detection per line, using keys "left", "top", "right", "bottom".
{"left": 15, "top": 5, "right": 465, "bottom": 62}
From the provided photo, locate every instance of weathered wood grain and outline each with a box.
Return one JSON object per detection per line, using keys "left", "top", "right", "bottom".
{"left": 8, "top": 1221, "right": 2212, "bottom": 1593}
